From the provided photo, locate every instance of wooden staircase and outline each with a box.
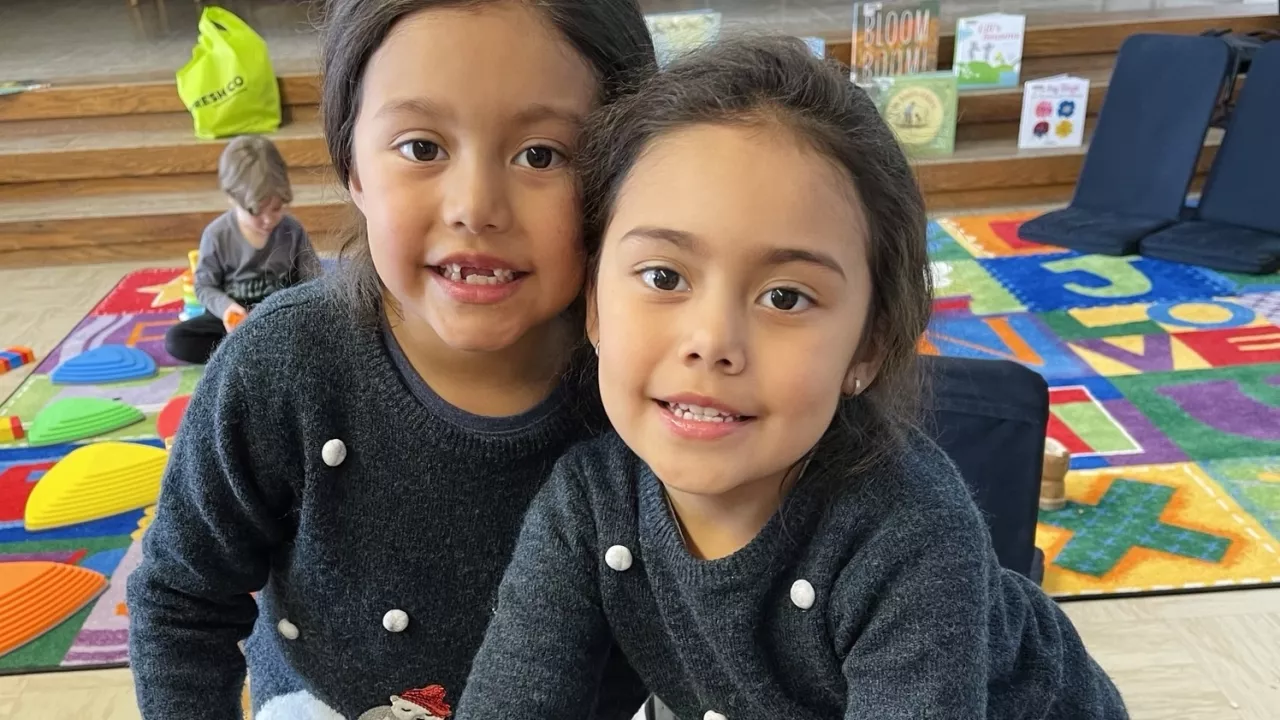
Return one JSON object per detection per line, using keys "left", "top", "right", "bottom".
{"left": 0, "top": 5, "right": 1274, "bottom": 267}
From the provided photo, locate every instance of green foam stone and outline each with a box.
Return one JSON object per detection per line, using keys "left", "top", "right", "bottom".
{"left": 27, "top": 397, "right": 146, "bottom": 447}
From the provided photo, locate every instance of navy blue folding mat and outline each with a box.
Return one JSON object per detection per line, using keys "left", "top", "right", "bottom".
{"left": 922, "top": 356, "right": 1049, "bottom": 581}
{"left": 1018, "top": 34, "right": 1233, "bottom": 255}
{"left": 1141, "top": 41, "right": 1280, "bottom": 275}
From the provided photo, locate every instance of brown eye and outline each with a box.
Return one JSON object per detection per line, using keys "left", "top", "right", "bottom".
{"left": 640, "top": 268, "right": 686, "bottom": 292}
{"left": 516, "top": 146, "right": 564, "bottom": 170}
{"left": 770, "top": 289, "right": 799, "bottom": 310}
{"left": 760, "top": 288, "right": 812, "bottom": 312}
{"left": 397, "top": 140, "right": 442, "bottom": 162}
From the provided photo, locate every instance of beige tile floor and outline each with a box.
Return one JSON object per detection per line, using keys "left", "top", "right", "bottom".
{"left": 1, "top": 259, "right": 1279, "bottom": 718}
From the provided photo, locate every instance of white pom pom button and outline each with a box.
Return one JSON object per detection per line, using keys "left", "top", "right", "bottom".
{"left": 382, "top": 609, "right": 409, "bottom": 633}
{"left": 276, "top": 618, "right": 299, "bottom": 640}
{"left": 790, "top": 579, "right": 816, "bottom": 610}
{"left": 704, "top": 711, "right": 728, "bottom": 720}
{"left": 321, "top": 438, "right": 347, "bottom": 467}
{"left": 604, "top": 545, "right": 633, "bottom": 572}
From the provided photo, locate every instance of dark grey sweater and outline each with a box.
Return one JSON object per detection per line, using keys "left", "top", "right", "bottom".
{"left": 126, "top": 279, "right": 645, "bottom": 720}
{"left": 194, "top": 210, "right": 320, "bottom": 320}
{"left": 458, "top": 431, "right": 1128, "bottom": 720}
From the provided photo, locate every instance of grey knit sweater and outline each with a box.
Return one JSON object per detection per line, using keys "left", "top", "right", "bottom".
{"left": 126, "top": 279, "right": 645, "bottom": 720}
{"left": 458, "top": 431, "right": 1128, "bottom": 720}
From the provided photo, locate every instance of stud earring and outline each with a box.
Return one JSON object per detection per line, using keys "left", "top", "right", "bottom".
{"left": 843, "top": 377, "right": 861, "bottom": 398}
{"left": 594, "top": 343, "right": 600, "bottom": 356}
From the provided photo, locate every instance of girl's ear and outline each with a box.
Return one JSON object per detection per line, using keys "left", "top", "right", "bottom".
{"left": 347, "top": 161, "right": 365, "bottom": 213}
{"left": 584, "top": 281, "right": 601, "bottom": 350}
{"left": 842, "top": 358, "right": 882, "bottom": 396}
{"left": 844, "top": 326, "right": 885, "bottom": 396}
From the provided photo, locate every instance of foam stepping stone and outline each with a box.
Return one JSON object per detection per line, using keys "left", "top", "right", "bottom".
{"left": 0, "top": 415, "right": 23, "bottom": 442}
{"left": 26, "top": 397, "right": 146, "bottom": 447}
{"left": 24, "top": 442, "right": 167, "bottom": 532}
{"left": 51, "top": 345, "right": 157, "bottom": 385}
{"left": 0, "top": 561, "right": 108, "bottom": 658}
{"left": 157, "top": 394, "right": 191, "bottom": 448}
{"left": 0, "top": 346, "right": 34, "bottom": 374}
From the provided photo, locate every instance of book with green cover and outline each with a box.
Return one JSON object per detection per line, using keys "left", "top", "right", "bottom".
{"left": 0, "top": 80, "right": 50, "bottom": 97}
{"left": 953, "top": 13, "right": 1026, "bottom": 89}
{"left": 863, "top": 71, "right": 957, "bottom": 157}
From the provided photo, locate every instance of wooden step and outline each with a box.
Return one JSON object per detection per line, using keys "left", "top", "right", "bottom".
{"left": 826, "top": 4, "right": 1278, "bottom": 68}
{"left": 0, "top": 175, "right": 347, "bottom": 266}
{"left": 0, "top": 60, "right": 1152, "bottom": 187}
{"left": 0, "top": 73, "right": 320, "bottom": 123}
{"left": 958, "top": 67, "right": 1109, "bottom": 126}
{"left": 0, "top": 106, "right": 328, "bottom": 184}
{"left": 3, "top": 6, "right": 1272, "bottom": 124}
{"left": 0, "top": 6, "right": 1259, "bottom": 266}
{"left": 0, "top": 131, "right": 1223, "bottom": 267}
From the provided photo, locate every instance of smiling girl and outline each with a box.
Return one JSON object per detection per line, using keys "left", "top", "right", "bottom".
{"left": 455, "top": 36, "right": 1127, "bottom": 720}
{"left": 127, "top": 2, "right": 655, "bottom": 718}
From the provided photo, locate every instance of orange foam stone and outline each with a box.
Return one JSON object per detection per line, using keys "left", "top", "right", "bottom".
{"left": 25, "top": 442, "right": 168, "bottom": 531}
{"left": 157, "top": 394, "right": 191, "bottom": 445}
{"left": 0, "top": 562, "right": 107, "bottom": 658}
{"left": 225, "top": 309, "right": 246, "bottom": 330}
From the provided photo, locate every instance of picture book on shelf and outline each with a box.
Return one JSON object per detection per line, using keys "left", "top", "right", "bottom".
{"left": 645, "top": 10, "right": 722, "bottom": 69}
{"left": 849, "top": 1, "right": 942, "bottom": 82}
{"left": 1018, "top": 74, "right": 1090, "bottom": 149}
{"left": 953, "top": 13, "right": 1026, "bottom": 89}
{"left": 802, "top": 36, "right": 827, "bottom": 58}
{"left": 0, "top": 80, "right": 50, "bottom": 96}
{"left": 864, "top": 71, "right": 957, "bottom": 158}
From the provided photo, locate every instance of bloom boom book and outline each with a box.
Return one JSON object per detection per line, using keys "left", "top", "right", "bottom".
{"left": 849, "top": 1, "right": 941, "bottom": 82}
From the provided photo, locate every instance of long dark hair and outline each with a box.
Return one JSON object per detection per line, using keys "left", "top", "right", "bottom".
{"left": 317, "top": 0, "right": 657, "bottom": 324}
{"left": 576, "top": 34, "right": 934, "bottom": 479}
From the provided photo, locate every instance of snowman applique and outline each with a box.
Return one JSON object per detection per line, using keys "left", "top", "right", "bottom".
{"left": 356, "top": 684, "right": 453, "bottom": 720}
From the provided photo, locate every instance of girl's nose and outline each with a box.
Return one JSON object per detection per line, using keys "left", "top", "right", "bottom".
{"left": 440, "top": 158, "right": 512, "bottom": 235}
{"left": 677, "top": 308, "right": 747, "bottom": 375}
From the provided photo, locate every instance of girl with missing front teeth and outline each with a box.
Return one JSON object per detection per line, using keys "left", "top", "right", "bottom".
{"left": 127, "top": 1, "right": 657, "bottom": 719}
{"left": 456, "top": 36, "right": 1127, "bottom": 720}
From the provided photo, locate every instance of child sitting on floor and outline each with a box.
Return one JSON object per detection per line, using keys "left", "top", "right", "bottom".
{"left": 456, "top": 36, "right": 1127, "bottom": 720}
{"left": 164, "top": 135, "right": 320, "bottom": 364}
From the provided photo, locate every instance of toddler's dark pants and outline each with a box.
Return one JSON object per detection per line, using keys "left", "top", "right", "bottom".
{"left": 165, "top": 311, "right": 226, "bottom": 365}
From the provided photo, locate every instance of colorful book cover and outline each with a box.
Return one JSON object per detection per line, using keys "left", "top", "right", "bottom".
{"left": 953, "top": 13, "right": 1026, "bottom": 89}
{"left": 645, "top": 10, "right": 722, "bottom": 69}
{"left": 1018, "top": 74, "right": 1089, "bottom": 149}
{"left": 849, "top": 1, "right": 941, "bottom": 82}
{"left": 0, "top": 80, "right": 50, "bottom": 97}
{"left": 865, "top": 70, "right": 957, "bottom": 157}
{"left": 802, "top": 36, "right": 827, "bottom": 59}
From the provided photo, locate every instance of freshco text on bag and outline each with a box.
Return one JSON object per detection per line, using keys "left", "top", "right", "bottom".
{"left": 189, "top": 76, "right": 247, "bottom": 110}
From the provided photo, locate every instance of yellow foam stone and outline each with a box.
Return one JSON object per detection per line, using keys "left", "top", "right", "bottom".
{"left": 25, "top": 442, "right": 168, "bottom": 531}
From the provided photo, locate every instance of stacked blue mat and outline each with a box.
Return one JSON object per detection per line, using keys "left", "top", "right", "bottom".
{"left": 1018, "top": 35, "right": 1280, "bottom": 275}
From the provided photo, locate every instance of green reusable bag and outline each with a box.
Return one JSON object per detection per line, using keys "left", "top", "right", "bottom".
{"left": 176, "top": 6, "right": 281, "bottom": 139}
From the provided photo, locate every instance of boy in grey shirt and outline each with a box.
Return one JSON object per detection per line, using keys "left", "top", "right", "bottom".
{"left": 165, "top": 135, "right": 321, "bottom": 364}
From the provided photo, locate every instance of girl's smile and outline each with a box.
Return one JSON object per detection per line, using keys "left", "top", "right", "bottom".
{"left": 655, "top": 393, "right": 756, "bottom": 441}
{"left": 427, "top": 251, "right": 530, "bottom": 304}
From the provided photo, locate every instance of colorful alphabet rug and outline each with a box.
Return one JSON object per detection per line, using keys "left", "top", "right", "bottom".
{"left": 2, "top": 224, "right": 1279, "bottom": 673}
{"left": 0, "top": 267, "right": 197, "bottom": 674}
{"left": 928, "top": 211, "right": 1280, "bottom": 599}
